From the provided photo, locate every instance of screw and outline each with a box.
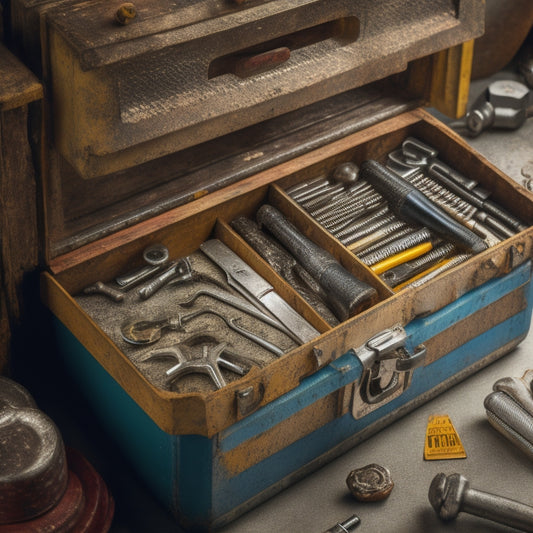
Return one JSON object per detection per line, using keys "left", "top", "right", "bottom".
{"left": 286, "top": 176, "right": 327, "bottom": 197}
{"left": 359, "top": 227, "right": 433, "bottom": 266}
{"left": 291, "top": 181, "right": 333, "bottom": 203}
{"left": 348, "top": 223, "right": 411, "bottom": 255}
{"left": 323, "top": 514, "right": 361, "bottom": 533}
{"left": 429, "top": 473, "right": 533, "bottom": 531}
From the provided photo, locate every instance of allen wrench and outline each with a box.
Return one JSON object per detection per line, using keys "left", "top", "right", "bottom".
{"left": 179, "top": 286, "right": 299, "bottom": 341}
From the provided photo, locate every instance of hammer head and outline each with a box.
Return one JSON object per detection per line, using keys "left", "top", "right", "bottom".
{"left": 428, "top": 472, "right": 469, "bottom": 521}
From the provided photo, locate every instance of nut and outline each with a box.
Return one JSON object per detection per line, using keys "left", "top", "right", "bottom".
{"left": 346, "top": 463, "right": 394, "bottom": 501}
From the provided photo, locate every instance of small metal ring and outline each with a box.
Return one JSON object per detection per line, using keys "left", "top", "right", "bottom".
{"left": 143, "top": 244, "right": 169, "bottom": 266}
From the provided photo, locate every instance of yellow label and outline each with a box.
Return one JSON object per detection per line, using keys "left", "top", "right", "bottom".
{"left": 424, "top": 414, "right": 466, "bottom": 460}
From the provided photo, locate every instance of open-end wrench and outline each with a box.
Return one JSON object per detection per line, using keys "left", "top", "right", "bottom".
{"left": 121, "top": 309, "right": 284, "bottom": 356}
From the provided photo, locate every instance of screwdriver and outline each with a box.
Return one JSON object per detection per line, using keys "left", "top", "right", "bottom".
{"left": 359, "top": 160, "right": 488, "bottom": 254}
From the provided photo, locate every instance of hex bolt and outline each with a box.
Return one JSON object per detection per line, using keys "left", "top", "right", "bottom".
{"left": 429, "top": 473, "right": 533, "bottom": 532}
{"left": 323, "top": 514, "right": 361, "bottom": 533}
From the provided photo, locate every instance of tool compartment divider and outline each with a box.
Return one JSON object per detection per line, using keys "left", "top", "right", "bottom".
{"left": 214, "top": 220, "right": 332, "bottom": 334}
{"left": 267, "top": 182, "right": 394, "bottom": 300}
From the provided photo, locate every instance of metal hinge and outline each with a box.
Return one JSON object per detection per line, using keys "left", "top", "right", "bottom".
{"left": 351, "top": 325, "right": 426, "bottom": 419}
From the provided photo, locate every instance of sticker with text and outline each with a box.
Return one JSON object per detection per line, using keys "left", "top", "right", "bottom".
{"left": 424, "top": 414, "right": 466, "bottom": 460}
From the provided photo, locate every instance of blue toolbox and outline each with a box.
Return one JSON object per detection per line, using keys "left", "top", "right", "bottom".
{"left": 13, "top": 0, "right": 533, "bottom": 530}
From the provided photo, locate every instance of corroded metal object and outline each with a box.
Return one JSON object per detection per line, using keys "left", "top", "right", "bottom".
{"left": 360, "top": 160, "right": 488, "bottom": 254}
{"left": 231, "top": 216, "right": 339, "bottom": 326}
{"left": 429, "top": 472, "right": 533, "bottom": 531}
{"left": 121, "top": 310, "right": 285, "bottom": 356}
{"left": 114, "top": 2, "right": 136, "bottom": 25}
{"left": 0, "top": 377, "right": 68, "bottom": 524}
{"left": 332, "top": 162, "right": 359, "bottom": 185}
{"left": 346, "top": 463, "right": 394, "bottom": 502}
{"left": 200, "top": 239, "right": 320, "bottom": 344}
{"left": 323, "top": 514, "right": 361, "bottom": 533}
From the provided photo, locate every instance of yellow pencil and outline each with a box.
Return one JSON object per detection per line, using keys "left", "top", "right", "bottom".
{"left": 370, "top": 242, "right": 433, "bottom": 275}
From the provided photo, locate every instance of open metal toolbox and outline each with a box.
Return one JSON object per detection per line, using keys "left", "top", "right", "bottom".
{"left": 11, "top": 0, "right": 533, "bottom": 530}
{"left": 40, "top": 109, "right": 533, "bottom": 530}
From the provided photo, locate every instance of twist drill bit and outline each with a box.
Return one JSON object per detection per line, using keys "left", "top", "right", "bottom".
{"left": 359, "top": 160, "right": 488, "bottom": 254}
{"left": 256, "top": 205, "right": 377, "bottom": 321}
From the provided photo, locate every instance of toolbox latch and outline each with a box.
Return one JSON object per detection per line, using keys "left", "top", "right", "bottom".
{"left": 351, "top": 325, "right": 426, "bottom": 419}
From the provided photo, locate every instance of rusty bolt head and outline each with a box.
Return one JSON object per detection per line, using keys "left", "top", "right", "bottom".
{"left": 346, "top": 463, "right": 394, "bottom": 501}
{"left": 428, "top": 472, "right": 469, "bottom": 521}
{"left": 115, "top": 2, "right": 137, "bottom": 25}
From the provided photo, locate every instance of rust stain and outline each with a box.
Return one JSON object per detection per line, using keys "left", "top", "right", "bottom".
{"left": 424, "top": 286, "right": 527, "bottom": 365}
{"left": 219, "top": 394, "right": 337, "bottom": 476}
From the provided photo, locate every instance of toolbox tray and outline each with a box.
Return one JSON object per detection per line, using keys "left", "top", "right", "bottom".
{"left": 42, "top": 108, "right": 533, "bottom": 437}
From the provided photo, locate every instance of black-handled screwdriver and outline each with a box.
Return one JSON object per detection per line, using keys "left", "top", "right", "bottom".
{"left": 360, "top": 160, "right": 488, "bottom": 254}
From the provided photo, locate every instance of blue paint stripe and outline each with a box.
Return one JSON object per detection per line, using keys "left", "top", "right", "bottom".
{"left": 219, "top": 351, "right": 363, "bottom": 450}
{"left": 406, "top": 261, "right": 531, "bottom": 349}
{"left": 212, "top": 297, "right": 533, "bottom": 518}
{"left": 220, "top": 261, "right": 532, "bottom": 452}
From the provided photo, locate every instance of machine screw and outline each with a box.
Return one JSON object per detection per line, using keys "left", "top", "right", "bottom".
{"left": 286, "top": 176, "right": 327, "bottom": 198}
{"left": 429, "top": 472, "right": 533, "bottom": 532}
{"left": 300, "top": 184, "right": 345, "bottom": 210}
{"left": 323, "top": 514, "right": 361, "bottom": 533}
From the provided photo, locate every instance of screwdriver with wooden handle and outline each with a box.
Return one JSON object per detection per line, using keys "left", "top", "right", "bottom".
{"left": 359, "top": 160, "right": 488, "bottom": 254}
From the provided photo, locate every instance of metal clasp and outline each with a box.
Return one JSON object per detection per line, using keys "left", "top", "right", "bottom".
{"left": 351, "top": 325, "right": 426, "bottom": 419}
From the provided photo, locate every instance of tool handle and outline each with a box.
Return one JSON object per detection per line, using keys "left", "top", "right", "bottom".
{"left": 360, "top": 160, "right": 488, "bottom": 254}
{"left": 138, "top": 261, "right": 179, "bottom": 300}
{"left": 256, "top": 205, "right": 376, "bottom": 321}
{"left": 83, "top": 281, "right": 124, "bottom": 302}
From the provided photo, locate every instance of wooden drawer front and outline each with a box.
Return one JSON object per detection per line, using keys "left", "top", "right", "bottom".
{"left": 44, "top": 0, "right": 483, "bottom": 178}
